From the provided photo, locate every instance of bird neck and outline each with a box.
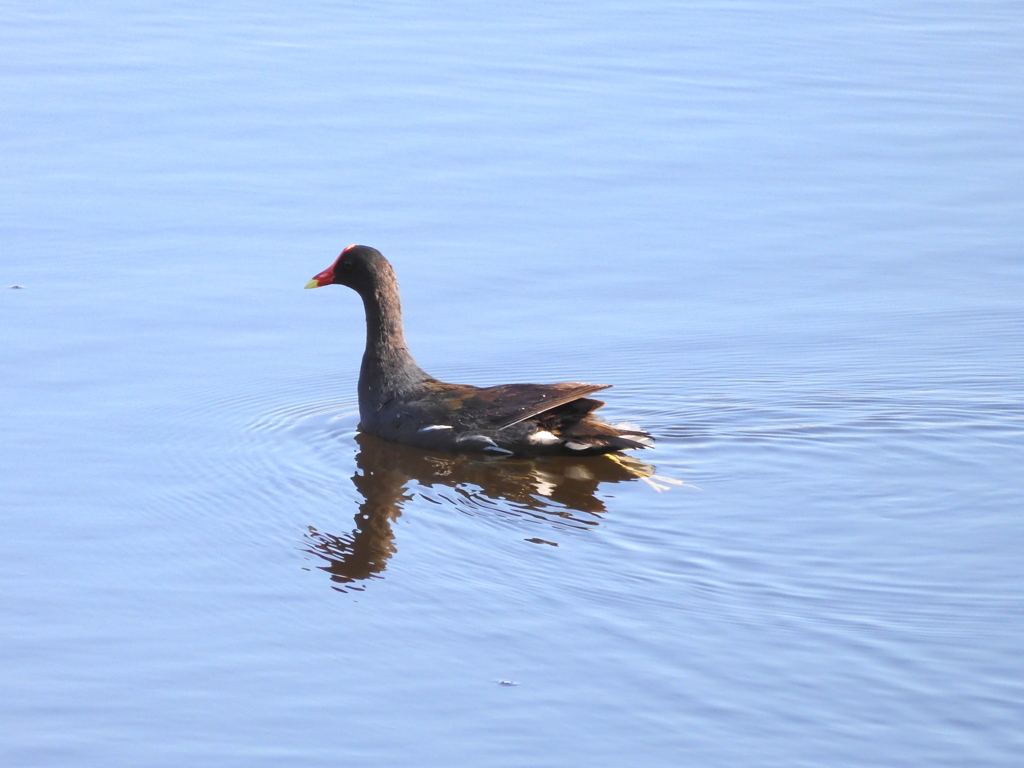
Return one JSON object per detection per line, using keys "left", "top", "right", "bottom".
{"left": 358, "top": 284, "right": 430, "bottom": 420}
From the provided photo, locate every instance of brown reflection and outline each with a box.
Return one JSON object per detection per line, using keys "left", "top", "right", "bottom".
{"left": 303, "top": 432, "right": 656, "bottom": 591}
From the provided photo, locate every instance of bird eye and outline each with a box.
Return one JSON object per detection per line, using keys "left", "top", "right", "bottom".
{"left": 342, "top": 260, "right": 354, "bottom": 272}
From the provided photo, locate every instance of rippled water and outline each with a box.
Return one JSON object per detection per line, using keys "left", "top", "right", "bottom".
{"left": 3, "top": 2, "right": 1023, "bottom": 766}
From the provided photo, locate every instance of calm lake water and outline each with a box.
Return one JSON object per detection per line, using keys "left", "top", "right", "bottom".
{"left": 3, "top": 2, "right": 1023, "bottom": 766}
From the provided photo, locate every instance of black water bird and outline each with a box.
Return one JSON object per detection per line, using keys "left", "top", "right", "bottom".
{"left": 305, "top": 245, "right": 652, "bottom": 457}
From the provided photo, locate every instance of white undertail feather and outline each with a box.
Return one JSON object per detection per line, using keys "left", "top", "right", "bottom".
{"left": 564, "top": 441, "right": 593, "bottom": 451}
{"left": 528, "top": 430, "right": 560, "bottom": 446}
{"left": 613, "top": 422, "right": 655, "bottom": 447}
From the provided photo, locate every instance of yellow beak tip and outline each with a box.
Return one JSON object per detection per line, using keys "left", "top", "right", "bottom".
{"left": 304, "top": 279, "right": 322, "bottom": 289}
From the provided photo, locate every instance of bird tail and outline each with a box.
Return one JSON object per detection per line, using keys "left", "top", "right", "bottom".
{"left": 560, "top": 418, "right": 653, "bottom": 454}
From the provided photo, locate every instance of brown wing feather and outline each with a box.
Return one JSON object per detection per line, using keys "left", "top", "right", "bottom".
{"left": 454, "top": 382, "right": 612, "bottom": 430}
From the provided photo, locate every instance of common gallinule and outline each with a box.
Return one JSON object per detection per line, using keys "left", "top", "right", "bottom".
{"left": 305, "top": 245, "right": 652, "bottom": 457}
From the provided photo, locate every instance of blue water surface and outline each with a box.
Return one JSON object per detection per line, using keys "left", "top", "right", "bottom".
{"left": 3, "top": 2, "right": 1023, "bottom": 766}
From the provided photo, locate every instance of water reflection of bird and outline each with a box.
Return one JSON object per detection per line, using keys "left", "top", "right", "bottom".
{"left": 303, "top": 432, "right": 658, "bottom": 591}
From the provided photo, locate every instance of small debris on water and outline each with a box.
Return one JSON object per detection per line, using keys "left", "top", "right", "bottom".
{"left": 9, "top": 285, "right": 24, "bottom": 289}
{"left": 525, "top": 537, "right": 558, "bottom": 546}
{"left": 497, "top": 680, "right": 519, "bottom": 687}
